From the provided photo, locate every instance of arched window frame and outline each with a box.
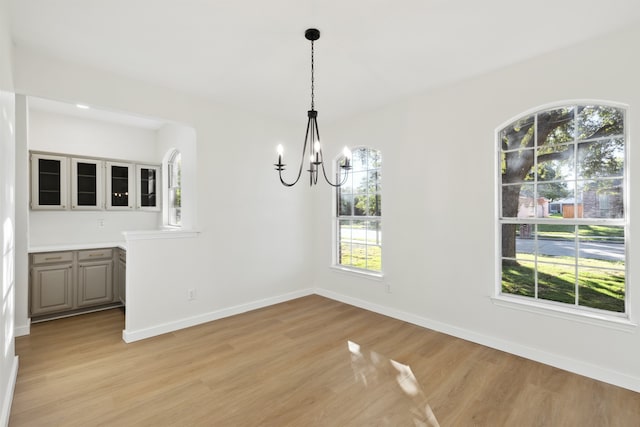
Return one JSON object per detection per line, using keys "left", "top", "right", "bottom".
{"left": 496, "top": 101, "right": 629, "bottom": 320}
{"left": 334, "top": 147, "right": 382, "bottom": 275}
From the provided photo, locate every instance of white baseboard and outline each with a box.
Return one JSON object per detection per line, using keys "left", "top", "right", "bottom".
{"left": 14, "top": 320, "right": 30, "bottom": 337}
{"left": 1, "top": 356, "right": 18, "bottom": 427}
{"left": 122, "top": 288, "right": 314, "bottom": 343}
{"left": 315, "top": 288, "right": 640, "bottom": 393}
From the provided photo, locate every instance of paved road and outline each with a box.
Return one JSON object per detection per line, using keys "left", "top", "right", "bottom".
{"left": 516, "top": 238, "right": 624, "bottom": 261}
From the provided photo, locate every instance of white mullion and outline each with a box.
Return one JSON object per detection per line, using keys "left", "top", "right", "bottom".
{"left": 534, "top": 223, "right": 539, "bottom": 299}
{"left": 574, "top": 224, "right": 580, "bottom": 307}
{"left": 533, "top": 112, "right": 539, "bottom": 299}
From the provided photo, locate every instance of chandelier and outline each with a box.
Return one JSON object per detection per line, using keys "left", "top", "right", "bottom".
{"left": 274, "top": 28, "right": 352, "bottom": 187}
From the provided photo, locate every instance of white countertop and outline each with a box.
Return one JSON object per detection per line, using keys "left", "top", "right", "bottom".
{"left": 29, "top": 241, "right": 126, "bottom": 253}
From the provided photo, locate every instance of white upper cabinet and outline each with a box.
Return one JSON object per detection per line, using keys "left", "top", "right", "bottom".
{"left": 31, "top": 153, "right": 69, "bottom": 210}
{"left": 136, "top": 164, "right": 161, "bottom": 211}
{"left": 106, "top": 161, "right": 135, "bottom": 210}
{"left": 71, "top": 158, "right": 104, "bottom": 210}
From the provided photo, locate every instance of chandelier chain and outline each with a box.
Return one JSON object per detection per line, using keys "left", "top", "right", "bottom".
{"left": 311, "top": 40, "right": 315, "bottom": 110}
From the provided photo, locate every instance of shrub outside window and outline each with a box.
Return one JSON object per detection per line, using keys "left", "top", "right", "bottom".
{"left": 336, "top": 147, "right": 382, "bottom": 273}
{"left": 498, "top": 103, "right": 626, "bottom": 315}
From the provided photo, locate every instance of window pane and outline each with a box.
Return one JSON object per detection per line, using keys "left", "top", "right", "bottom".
{"left": 352, "top": 149, "right": 368, "bottom": 169}
{"left": 576, "top": 106, "right": 624, "bottom": 140}
{"left": 339, "top": 242, "right": 352, "bottom": 266}
{"left": 350, "top": 244, "right": 367, "bottom": 269}
{"left": 501, "top": 148, "right": 535, "bottom": 184}
{"left": 501, "top": 259, "right": 535, "bottom": 297}
{"left": 578, "top": 267, "right": 625, "bottom": 313}
{"left": 501, "top": 184, "right": 522, "bottom": 218}
{"left": 536, "top": 183, "right": 572, "bottom": 218}
{"left": 353, "top": 195, "right": 367, "bottom": 216}
{"left": 537, "top": 261, "right": 575, "bottom": 305}
{"left": 537, "top": 224, "right": 576, "bottom": 261}
{"left": 367, "top": 149, "right": 382, "bottom": 169}
{"left": 372, "top": 194, "right": 381, "bottom": 216}
{"left": 500, "top": 114, "right": 535, "bottom": 151}
{"left": 578, "top": 180, "right": 623, "bottom": 219}
{"left": 368, "top": 170, "right": 381, "bottom": 193}
{"left": 365, "top": 221, "right": 382, "bottom": 245}
{"left": 537, "top": 107, "right": 575, "bottom": 145}
{"left": 535, "top": 144, "right": 574, "bottom": 182}
{"left": 352, "top": 171, "right": 367, "bottom": 194}
{"left": 577, "top": 138, "right": 624, "bottom": 179}
{"left": 577, "top": 226, "right": 624, "bottom": 281}
{"left": 339, "top": 194, "right": 353, "bottom": 216}
{"left": 351, "top": 220, "right": 365, "bottom": 244}
{"left": 339, "top": 220, "right": 352, "bottom": 242}
{"left": 512, "top": 184, "right": 534, "bottom": 218}
{"left": 366, "top": 245, "right": 382, "bottom": 272}
{"left": 513, "top": 223, "right": 536, "bottom": 260}
{"left": 339, "top": 173, "right": 353, "bottom": 194}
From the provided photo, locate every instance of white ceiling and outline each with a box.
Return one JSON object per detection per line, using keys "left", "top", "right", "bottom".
{"left": 9, "top": 0, "right": 640, "bottom": 122}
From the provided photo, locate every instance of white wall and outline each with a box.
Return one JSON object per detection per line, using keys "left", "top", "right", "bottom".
{"left": 314, "top": 25, "right": 640, "bottom": 391}
{"left": 13, "top": 45, "right": 314, "bottom": 341}
{"left": 0, "top": 0, "right": 17, "bottom": 424}
{"left": 28, "top": 109, "right": 162, "bottom": 246}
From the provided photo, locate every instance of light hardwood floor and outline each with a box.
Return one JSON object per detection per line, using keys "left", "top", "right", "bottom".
{"left": 9, "top": 295, "right": 640, "bottom": 426}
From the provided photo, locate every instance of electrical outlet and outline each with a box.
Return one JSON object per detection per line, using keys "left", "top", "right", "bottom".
{"left": 97, "top": 219, "right": 105, "bottom": 228}
{"left": 188, "top": 288, "right": 196, "bottom": 301}
{"left": 385, "top": 283, "right": 392, "bottom": 294}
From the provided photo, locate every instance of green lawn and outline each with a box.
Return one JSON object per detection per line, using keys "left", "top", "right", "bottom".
{"left": 535, "top": 224, "right": 624, "bottom": 241}
{"left": 340, "top": 243, "right": 381, "bottom": 272}
{"left": 502, "top": 254, "right": 625, "bottom": 312}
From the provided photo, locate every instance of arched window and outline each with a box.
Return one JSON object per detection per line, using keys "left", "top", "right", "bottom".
{"left": 336, "top": 147, "right": 382, "bottom": 273}
{"left": 498, "top": 103, "right": 626, "bottom": 315}
{"left": 167, "top": 150, "right": 182, "bottom": 227}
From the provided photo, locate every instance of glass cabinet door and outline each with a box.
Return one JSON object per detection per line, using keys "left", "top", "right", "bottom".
{"left": 136, "top": 164, "right": 160, "bottom": 210}
{"left": 106, "top": 161, "right": 135, "bottom": 210}
{"left": 71, "top": 158, "right": 103, "bottom": 210}
{"left": 31, "top": 153, "right": 68, "bottom": 209}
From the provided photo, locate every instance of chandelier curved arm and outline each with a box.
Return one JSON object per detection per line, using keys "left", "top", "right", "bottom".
{"left": 275, "top": 117, "right": 313, "bottom": 187}
{"left": 320, "top": 158, "right": 351, "bottom": 187}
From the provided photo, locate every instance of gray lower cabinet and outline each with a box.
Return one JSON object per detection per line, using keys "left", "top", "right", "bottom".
{"left": 77, "top": 249, "right": 113, "bottom": 307}
{"left": 31, "top": 254, "right": 74, "bottom": 316}
{"left": 30, "top": 247, "right": 121, "bottom": 319}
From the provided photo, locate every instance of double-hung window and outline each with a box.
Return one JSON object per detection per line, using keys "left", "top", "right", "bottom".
{"left": 498, "top": 103, "right": 627, "bottom": 315}
{"left": 336, "top": 147, "right": 382, "bottom": 274}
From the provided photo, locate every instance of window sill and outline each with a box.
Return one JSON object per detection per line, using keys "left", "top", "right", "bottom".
{"left": 491, "top": 295, "right": 637, "bottom": 333}
{"left": 330, "top": 265, "right": 384, "bottom": 281}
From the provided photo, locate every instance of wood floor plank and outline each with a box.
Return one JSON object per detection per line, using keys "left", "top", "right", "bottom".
{"left": 9, "top": 295, "right": 640, "bottom": 426}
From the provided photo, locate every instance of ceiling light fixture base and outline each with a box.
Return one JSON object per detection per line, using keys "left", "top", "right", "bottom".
{"left": 305, "top": 28, "right": 320, "bottom": 41}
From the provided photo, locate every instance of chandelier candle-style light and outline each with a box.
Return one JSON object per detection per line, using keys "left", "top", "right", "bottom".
{"left": 274, "top": 28, "right": 352, "bottom": 187}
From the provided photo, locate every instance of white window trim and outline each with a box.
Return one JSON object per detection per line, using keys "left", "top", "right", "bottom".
{"left": 495, "top": 100, "right": 631, "bottom": 321}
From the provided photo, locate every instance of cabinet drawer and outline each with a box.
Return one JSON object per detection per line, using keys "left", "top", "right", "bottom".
{"left": 32, "top": 251, "right": 74, "bottom": 265}
{"left": 78, "top": 248, "right": 113, "bottom": 261}
{"left": 119, "top": 249, "right": 126, "bottom": 262}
